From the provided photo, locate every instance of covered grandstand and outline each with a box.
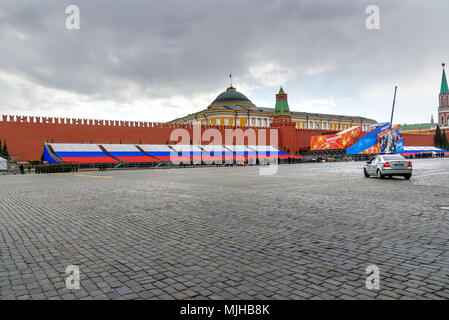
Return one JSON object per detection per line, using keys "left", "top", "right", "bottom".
{"left": 43, "top": 143, "right": 301, "bottom": 168}
{"left": 169, "top": 144, "right": 210, "bottom": 165}
{"left": 400, "top": 146, "right": 449, "bottom": 157}
{"left": 201, "top": 144, "right": 233, "bottom": 164}
{"left": 138, "top": 144, "right": 190, "bottom": 164}
{"left": 101, "top": 144, "right": 158, "bottom": 163}
{"left": 47, "top": 143, "right": 118, "bottom": 164}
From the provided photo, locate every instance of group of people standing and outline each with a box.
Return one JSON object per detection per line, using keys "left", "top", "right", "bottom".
{"left": 15, "top": 162, "right": 79, "bottom": 174}
{"left": 35, "top": 163, "right": 79, "bottom": 174}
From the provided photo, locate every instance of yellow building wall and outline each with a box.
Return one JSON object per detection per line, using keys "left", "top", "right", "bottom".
{"left": 192, "top": 116, "right": 370, "bottom": 130}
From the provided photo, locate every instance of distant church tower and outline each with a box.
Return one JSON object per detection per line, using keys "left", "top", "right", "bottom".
{"left": 271, "top": 87, "right": 297, "bottom": 153}
{"left": 439, "top": 63, "right": 449, "bottom": 127}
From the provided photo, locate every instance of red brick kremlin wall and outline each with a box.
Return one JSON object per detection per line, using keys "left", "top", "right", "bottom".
{"left": 0, "top": 115, "right": 436, "bottom": 161}
{"left": 0, "top": 115, "right": 285, "bottom": 161}
{"left": 402, "top": 133, "right": 435, "bottom": 147}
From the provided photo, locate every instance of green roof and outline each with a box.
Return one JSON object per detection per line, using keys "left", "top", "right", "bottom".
{"left": 441, "top": 69, "right": 449, "bottom": 94}
{"left": 401, "top": 123, "right": 430, "bottom": 130}
{"left": 210, "top": 86, "right": 252, "bottom": 106}
{"left": 171, "top": 103, "right": 378, "bottom": 123}
{"left": 278, "top": 86, "right": 285, "bottom": 94}
{"left": 274, "top": 100, "right": 290, "bottom": 115}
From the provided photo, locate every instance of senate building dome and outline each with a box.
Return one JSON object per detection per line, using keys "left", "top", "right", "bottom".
{"left": 207, "top": 86, "right": 256, "bottom": 109}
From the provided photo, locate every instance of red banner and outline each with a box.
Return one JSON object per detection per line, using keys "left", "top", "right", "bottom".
{"left": 311, "top": 126, "right": 362, "bottom": 150}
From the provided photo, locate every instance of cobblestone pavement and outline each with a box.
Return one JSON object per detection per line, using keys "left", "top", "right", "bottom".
{"left": 1, "top": 158, "right": 449, "bottom": 300}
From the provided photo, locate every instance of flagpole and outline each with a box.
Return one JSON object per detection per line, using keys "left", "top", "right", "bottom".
{"left": 387, "top": 86, "right": 398, "bottom": 153}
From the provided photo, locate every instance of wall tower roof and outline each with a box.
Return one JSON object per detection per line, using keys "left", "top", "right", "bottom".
{"left": 441, "top": 63, "right": 449, "bottom": 94}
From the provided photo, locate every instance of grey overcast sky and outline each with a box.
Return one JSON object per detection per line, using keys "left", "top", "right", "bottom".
{"left": 0, "top": 0, "right": 447, "bottom": 124}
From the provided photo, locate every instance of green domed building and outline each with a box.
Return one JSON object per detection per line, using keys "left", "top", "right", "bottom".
{"left": 170, "top": 85, "right": 376, "bottom": 132}
{"left": 208, "top": 86, "right": 255, "bottom": 109}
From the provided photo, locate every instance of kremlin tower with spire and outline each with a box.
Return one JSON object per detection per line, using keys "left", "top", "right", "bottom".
{"left": 270, "top": 87, "right": 298, "bottom": 153}
{"left": 401, "top": 63, "right": 449, "bottom": 135}
{"left": 439, "top": 63, "right": 449, "bottom": 127}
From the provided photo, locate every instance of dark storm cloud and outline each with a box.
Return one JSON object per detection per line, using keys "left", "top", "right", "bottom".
{"left": 0, "top": 0, "right": 448, "bottom": 115}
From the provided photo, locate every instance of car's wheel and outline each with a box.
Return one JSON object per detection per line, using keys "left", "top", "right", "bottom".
{"left": 377, "top": 169, "right": 384, "bottom": 179}
{"left": 404, "top": 174, "right": 411, "bottom": 180}
{"left": 364, "top": 168, "right": 370, "bottom": 177}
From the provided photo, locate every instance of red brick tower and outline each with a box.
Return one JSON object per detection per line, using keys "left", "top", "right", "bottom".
{"left": 270, "top": 87, "right": 297, "bottom": 153}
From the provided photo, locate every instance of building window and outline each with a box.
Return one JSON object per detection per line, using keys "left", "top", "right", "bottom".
{"left": 257, "top": 119, "right": 261, "bottom": 126}
{"left": 210, "top": 119, "right": 213, "bottom": 125}
{"left": 224, "top": 118, "right": 229, "bottom": 125}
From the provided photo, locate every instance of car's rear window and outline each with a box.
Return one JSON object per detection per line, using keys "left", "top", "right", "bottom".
{"left": 382, "top": 155, "right": 405, "bottom": 161}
